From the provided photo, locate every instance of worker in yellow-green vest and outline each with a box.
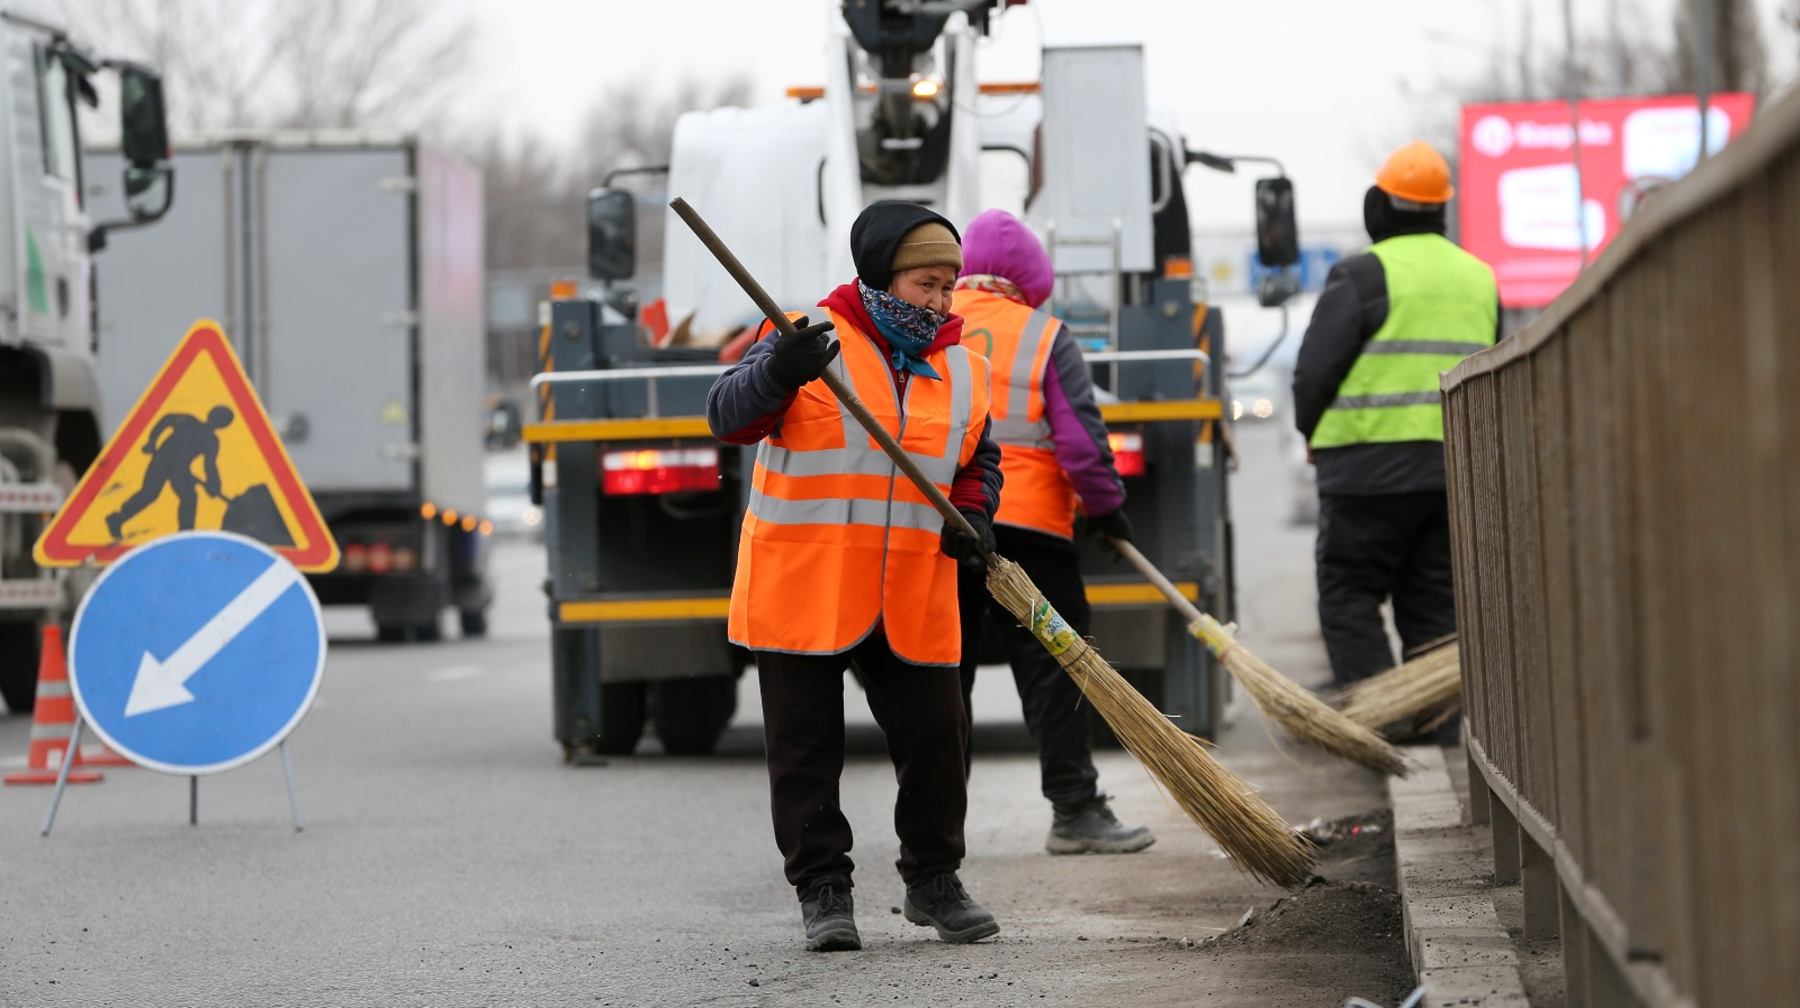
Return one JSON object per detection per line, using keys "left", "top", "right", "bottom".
{"left": 1292, "top": 141, "right": 1499, "bottom": 739}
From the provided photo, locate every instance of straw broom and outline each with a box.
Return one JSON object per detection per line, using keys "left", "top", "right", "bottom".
{"left": 1336, "top": 640, "right": 1462, "bottom": 732}
{"left": 1106, "top": 538, "right": 1406, "bottom": 776}
{"left": 672, "top": 198, "right": 1315, "bottom": 889}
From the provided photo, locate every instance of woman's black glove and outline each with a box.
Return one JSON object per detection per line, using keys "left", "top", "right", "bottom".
{"left": 941, "top": 508, "right": 996, "bottom": 572}
{"left": 1086, "top": 508, "right": 1134, "bottom": 554}
{"left": 765, "top": 315, "right": 839, "bottom": 389}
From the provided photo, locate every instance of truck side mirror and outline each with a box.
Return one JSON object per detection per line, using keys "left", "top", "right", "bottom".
{"left": 587, "top": 187, "right": 636, "bottom": 282}
{"left": 117, "top": 64, "right": 169, "bottom": 169}
{"left": 122, "top": 166, "right": 173, "bottom": 223}
{"left": 89, "top": 60, "right": 174, "bottom": 248}
{"left": 1254, "top": 177, "right": 1299, "bottom": 269}
{"left": 117, "top": 63, "right": 173, "bottom": 225}
{"left": 1257, "top": 271, "right": 1300, "bottom": 308}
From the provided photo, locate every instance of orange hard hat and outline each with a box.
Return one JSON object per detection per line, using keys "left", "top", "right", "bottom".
{"left": 1375, "top": 141, "right": 1454, "bottom": 204}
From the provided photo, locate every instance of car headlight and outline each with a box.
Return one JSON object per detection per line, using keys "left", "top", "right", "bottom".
{"left": 1252, "top": 398, "right": 1274, "bottom": 419}
{"left": 1231, "top": 399, "right": 1244, "bottom": 421}
{"left": 522, "top": 505, "right": 543, "bottom": 527}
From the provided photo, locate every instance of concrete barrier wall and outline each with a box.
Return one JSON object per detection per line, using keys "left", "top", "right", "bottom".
{"left": 1441, "top": 85, "right": 1800, "bottom": 1008}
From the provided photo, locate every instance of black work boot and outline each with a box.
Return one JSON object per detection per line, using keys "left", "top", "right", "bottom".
{"left": 902, "top": 870, "right": 1000, "bottom": 943}
{"left": 799, "top": 875, "right": 860, "bottom": 952}
{"left": 1046, "top": 794, "right": 1156, "bottom": 855}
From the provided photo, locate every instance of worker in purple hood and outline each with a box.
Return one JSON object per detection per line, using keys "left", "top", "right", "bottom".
{"left": 951, "top": 209, "right": 1154, "bottom": 855}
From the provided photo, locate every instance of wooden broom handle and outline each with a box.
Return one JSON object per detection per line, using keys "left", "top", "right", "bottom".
{"left": 1109, "top": 536, "right": 1208, "bottom": 625}
{"left": 671, "top": 197, "right": 990, "bottom": 559}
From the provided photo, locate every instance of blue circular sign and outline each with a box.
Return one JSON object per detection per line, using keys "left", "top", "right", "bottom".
{"left": 69, "top": 531, "right": 325, "bottom": 775}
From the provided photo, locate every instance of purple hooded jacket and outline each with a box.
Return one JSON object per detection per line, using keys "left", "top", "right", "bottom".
{"left": 958, "top": 210, "right": 1125, "bottom": 520}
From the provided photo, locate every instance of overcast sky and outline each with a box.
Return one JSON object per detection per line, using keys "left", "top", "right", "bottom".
{"left": 445, "top": 0, "right": 1798, "bottom": 233}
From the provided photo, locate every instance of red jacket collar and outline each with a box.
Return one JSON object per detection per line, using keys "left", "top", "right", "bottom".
{"left": 820, "top": 281, "right": 966, "bottom": 367}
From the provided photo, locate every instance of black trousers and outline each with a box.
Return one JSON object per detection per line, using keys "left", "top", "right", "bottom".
{"left": 956, "top": 526, "right": 1100, "bottom": 812}
{"left": 1315, "top": 490, "right": 1458, "bottom": 688}
{"left": 756, "top": 634, "right": 967, "bottom": 896}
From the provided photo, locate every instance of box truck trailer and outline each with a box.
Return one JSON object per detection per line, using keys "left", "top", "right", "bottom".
{"left": 86, "top": 134, "right": 492, "bottom": 640}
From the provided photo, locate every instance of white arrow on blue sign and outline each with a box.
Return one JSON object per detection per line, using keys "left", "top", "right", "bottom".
{"left": 69, "top": 530, "right": 326, "bottom": 775}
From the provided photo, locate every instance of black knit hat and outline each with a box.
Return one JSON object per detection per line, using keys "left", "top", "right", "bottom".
{"left": 850, "top": 200, "right": 962, "bottom": 292}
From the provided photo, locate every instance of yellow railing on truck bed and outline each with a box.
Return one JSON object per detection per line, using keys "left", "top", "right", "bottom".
{"left": 523, "top": 398, "right": 1221, "bottom": 445}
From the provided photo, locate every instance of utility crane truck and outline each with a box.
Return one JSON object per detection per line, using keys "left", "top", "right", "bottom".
{"left": 0, "top": 11, "right": 172, "bottom": 712}
{"left": 528, "top": 0, "right": 1300, "bottom": 759}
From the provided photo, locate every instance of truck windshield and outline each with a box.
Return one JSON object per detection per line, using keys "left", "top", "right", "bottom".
{"left": 35, "top": 46, "right": 79, "bottom": 187}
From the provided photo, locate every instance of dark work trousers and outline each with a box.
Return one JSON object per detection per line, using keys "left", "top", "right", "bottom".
{"left": 956, "top": 526, "right": 1100, "bottom": 812}
{"left": 1315, "top": 490, "right": 1459, "bottom": 688}
{"left": 756, "top": 633, "right": 968, "bottom": 897}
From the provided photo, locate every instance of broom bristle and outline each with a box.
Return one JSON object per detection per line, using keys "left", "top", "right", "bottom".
{"left": 1336, "top": 642, "right": 1462, "bottom": 730}
{"left": 986, "top": 558, "right": 1316, "bottom": 889}
{"left": 1190, "top": 615, "right": 1407, "bottom": 777}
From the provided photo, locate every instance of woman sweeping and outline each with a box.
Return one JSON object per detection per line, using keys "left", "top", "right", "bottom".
{"left": 951, "top": 209, "right": 1155, "bottom": 855}
{"left": 706, "top": 200, "right": 1004, "bottom": 952}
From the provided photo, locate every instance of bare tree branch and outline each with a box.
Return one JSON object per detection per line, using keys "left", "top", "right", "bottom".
{"left": 57, "top": 0, "right": 474, "bottom": 136}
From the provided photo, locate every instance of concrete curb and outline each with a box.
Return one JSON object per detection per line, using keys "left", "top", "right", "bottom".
{"left": 1389, "top": 745, "right": 1531, "bottom": 1008}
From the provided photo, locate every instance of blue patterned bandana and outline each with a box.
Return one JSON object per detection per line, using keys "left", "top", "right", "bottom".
{"left": 859, "top": 283, "right": 944, "bottom": 380}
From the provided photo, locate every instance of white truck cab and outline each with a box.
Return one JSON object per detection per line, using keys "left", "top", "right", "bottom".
{"left": 0, "top": 10, "right": 172, "bottom": 713}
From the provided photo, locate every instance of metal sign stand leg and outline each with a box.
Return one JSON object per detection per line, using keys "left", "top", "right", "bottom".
{"left": 280, "top": 740, "right": 303, "bottom": 832}
{"left": 40, "top": 716, "right": 86, "bottom": 836}
{"left": 39, "top": 725, "right": 306, "bottom": 835}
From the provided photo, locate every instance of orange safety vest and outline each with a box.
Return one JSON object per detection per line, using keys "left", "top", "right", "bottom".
{"left": 727, "top": 307, "right": 991, "bottom": 667}
{"left": 952, "top": 289, "right": 1077, "bottom": 539}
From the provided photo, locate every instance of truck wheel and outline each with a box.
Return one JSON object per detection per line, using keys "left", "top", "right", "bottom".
{"left": 458, "top": 609, "right": 488, "bottom": 638}
{"left": 413, "top": 621, "right": 443, "bottom": 643}
{"left": 649, "top": 675, "right": 738, "bottom": 756}
{"left": 376, "top": 624, "right": 408, "bottom": 644}
{"left": 0, "top": 622, "right": 42, "bottom": 714}
{"left": 591, "top": 681, "right": 648, "bottom": 756}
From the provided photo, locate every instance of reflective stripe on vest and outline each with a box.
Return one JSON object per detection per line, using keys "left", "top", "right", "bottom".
{"left": 729, "top": 307, "right": 988, "bottom": 666}
{"left": 1310, "top": 233, "right": 1498, "bottom": 449}
{"left": 953, "top": 288, "right": 1079, "bottom": 539}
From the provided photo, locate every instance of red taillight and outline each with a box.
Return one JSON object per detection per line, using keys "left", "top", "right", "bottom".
{"left": 343, "top": 542, "right": 368, "bottom": 573}
{"left": 1108, "top": 431, "right": 1146, "bottom": 477}
{"left": 603, "top": 447, "right": 721, "bottom": 495}
{"left": 367, "top": 541, "right": 394, "bottom": 574}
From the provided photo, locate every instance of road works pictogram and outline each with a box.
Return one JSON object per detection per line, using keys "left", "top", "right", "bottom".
{"left": 34, "top": 320, "right": 338, "bottom": 571}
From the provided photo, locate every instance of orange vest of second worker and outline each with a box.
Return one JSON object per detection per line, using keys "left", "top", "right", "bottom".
{"left": 952, "top": 288, "right": 1077, "bottom": 539}
{"left": 727, "top": 307, "right": 992, "bottom": 667}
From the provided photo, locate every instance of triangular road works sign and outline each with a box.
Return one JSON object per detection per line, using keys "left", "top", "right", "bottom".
{"left": 35, "top": 320, "right": 339, "bottom": 572}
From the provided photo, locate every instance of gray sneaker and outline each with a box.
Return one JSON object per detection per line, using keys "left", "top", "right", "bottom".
{"left": 799, "top": 875, "right": 861, "bottom": 951}
{"left": 1046, "top": 794, "right": 1156, "bottom": 855}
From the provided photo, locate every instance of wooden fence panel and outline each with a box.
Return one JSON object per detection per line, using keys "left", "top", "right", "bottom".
{"left": 1467, "top": 374, "right": 1517, "bottom": 781}
{"left": 1499, "top": 359, "right": 1553, "bottom": 815}
{"left": 1533, "top": 336, "right": 1587, "bottom": 867}
{"left": 1751, "top": 146, "right": 1800, "bottom": 1008}
{"left": 1443, "top": 85, "right": 1800, "bottom": 1006}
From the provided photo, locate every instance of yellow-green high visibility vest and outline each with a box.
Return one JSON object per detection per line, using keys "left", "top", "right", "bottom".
{"left": 1310, "top": 233, "right": 1498, "bottom": 449}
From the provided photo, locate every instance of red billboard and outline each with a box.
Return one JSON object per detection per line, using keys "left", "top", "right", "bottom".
{"left": 1459, "top": 93, "right": 1755, "bottom": 308}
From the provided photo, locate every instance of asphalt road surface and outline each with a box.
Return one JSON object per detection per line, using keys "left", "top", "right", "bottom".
{"left": 0, "top": 421, "right": 1406, "bottom": 1007}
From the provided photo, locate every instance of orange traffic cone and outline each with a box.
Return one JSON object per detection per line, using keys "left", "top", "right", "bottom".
{"left": 62, "top": 618, "right": 132, "bottom": 768}
{"left": 4, "top": 625, "right": 103, "bottom": 785}
{"left": 79, "top": 742, "right": 134, "bottom": 767}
